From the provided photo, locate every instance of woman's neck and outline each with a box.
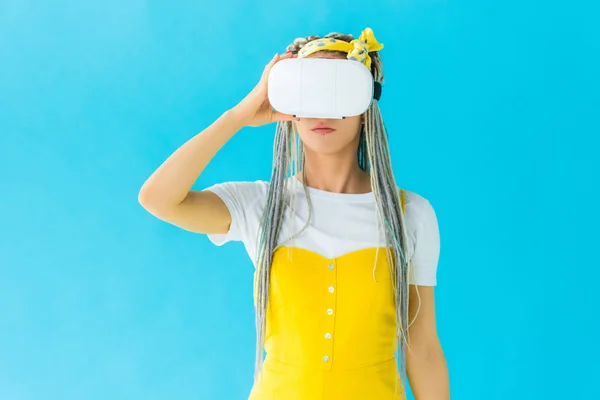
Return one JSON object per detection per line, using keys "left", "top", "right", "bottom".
{"left": 297, "top": 151, "right": 371, "bottom": 194}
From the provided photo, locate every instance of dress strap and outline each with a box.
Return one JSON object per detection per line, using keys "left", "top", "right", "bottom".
{"left": 400, "top": 188, "right": 406, "bottom": 213}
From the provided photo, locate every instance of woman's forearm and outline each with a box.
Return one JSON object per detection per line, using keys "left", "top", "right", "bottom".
{"left": 138, "top": 110, "right": 243, "bottom": 209}
{"left": 407, "top": 343, "right": 450, "bottom": 400}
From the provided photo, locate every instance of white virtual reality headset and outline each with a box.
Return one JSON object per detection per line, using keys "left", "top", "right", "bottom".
{"left": 267, "top": 58, "right": 382, "bottom": 119}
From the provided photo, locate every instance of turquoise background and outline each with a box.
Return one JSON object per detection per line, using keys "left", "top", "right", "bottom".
{"left": 1, "top": 1, "right": 598, "bottom": 399}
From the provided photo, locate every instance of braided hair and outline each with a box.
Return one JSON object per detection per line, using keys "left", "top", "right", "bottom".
{"left": 252, "top": 31, "right": 417, "bottom": 395}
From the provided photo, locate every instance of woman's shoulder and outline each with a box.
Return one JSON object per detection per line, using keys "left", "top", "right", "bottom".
{"left": 399, "top": 187, "right": 437, "bottom": 226}
{"left": 401, "top": 188, "right": 431, "bottom": 208}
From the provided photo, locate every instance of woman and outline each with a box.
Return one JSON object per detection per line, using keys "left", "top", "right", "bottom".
{"left": 139, "top": 27, "right": 449, "bottom": 400}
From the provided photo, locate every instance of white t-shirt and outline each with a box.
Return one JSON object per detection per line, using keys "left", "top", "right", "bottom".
{"left": 206, "top": 178, "right": 440, "bottom": 286}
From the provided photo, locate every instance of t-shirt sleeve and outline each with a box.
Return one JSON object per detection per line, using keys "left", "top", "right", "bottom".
{"left": 410, "top": 199, "right": 441, "bottom": 286}
{"left": 203, "top": 180, "right": 267, "bottom": 247}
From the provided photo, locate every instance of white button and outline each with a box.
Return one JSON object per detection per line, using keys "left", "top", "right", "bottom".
{"left": 323, "top": 355, "right": 330, "bottom": 362}
{"left": 328, "top": 286, "right": 335, "bottom": 293}
{"left": 328, "top": 264, "right": 335, "bottom": 270}
{"left": 327, "top": 308, "right": 334, "bottom": 315}
{"left": 325, "top": 333, "right": 332, "bottom": 340}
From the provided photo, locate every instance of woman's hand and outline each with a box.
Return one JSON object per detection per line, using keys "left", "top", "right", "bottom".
{"left": 230, "top": 52, "right": 299, "bottom": 128}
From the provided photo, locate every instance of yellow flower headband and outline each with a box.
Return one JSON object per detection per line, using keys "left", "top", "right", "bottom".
{"left": 296, "top": 27, "right": 384, "bottom": 71}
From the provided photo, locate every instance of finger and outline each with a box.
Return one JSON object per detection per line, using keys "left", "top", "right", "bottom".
{"left": 265, "top": 51, "right": 294, "bottom": 75}
{"left": 269, "top": 52, "right": 281, "bottom": 65}
{"left": 278, "top": 51, "right": 294, "bottom": 60}
{"left": 263, "top": 53, "right": 279, "bottom": 69}
{"left": 261, "top": 53, "right": 279, "bottom": 78}
{"left": 270, "top": 52, "right": 293, "bottom": 70}
{"left": 272, "top": 111, "right": 300, "bottom": 122}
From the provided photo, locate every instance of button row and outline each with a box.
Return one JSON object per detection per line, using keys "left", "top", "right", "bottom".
{"left": 325, "top": 263, "right": 335, "bottom": 364}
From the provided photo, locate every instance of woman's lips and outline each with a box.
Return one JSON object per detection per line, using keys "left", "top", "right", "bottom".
{"left": 312, "top": 128, "right": 335, "bottom": 134}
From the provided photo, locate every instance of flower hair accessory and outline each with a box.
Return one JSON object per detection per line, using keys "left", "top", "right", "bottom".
{"left": 297, "top": 27, "right": 384, "bottom": 71}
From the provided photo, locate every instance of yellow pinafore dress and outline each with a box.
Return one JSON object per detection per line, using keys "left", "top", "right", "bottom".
{"left": 248, "top": 190, "right": 409, "bottom": 400}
